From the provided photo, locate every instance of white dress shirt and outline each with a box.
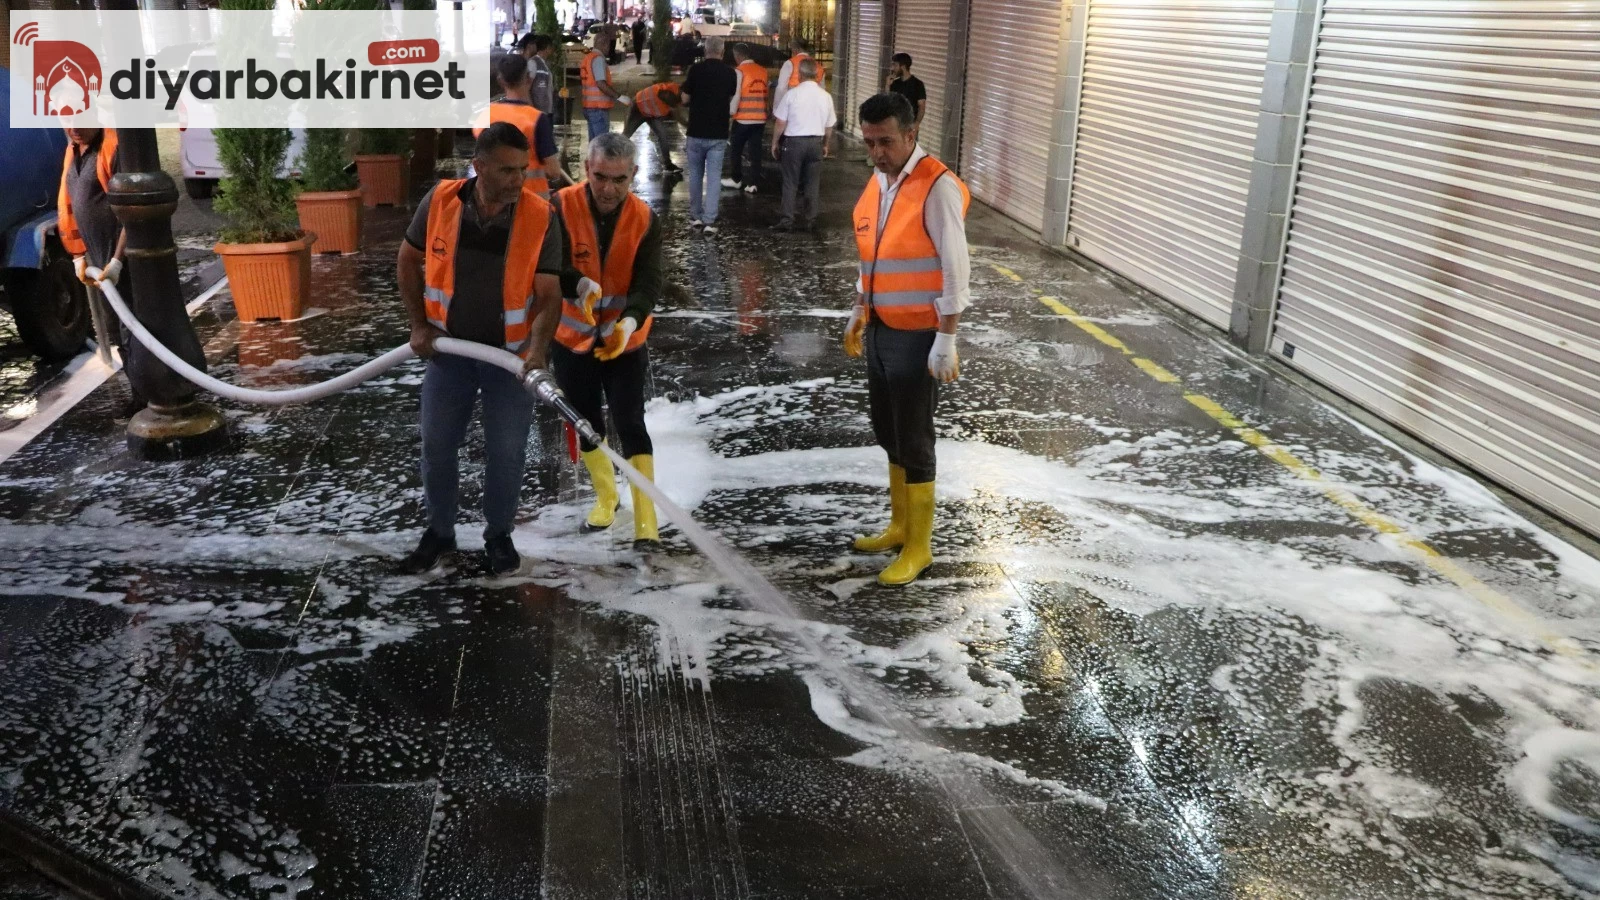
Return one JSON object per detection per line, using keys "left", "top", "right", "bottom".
{"left": 774, "top": 59, "right": 795, "bottom": 109}
{"left": 772, "top": 81, "right": 837, "bottom": 137}
{"left": 855, "top": 146, "right": 972, "bottom": 316}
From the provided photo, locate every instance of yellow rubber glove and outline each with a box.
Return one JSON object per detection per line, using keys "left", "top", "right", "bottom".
{"left": 843, "top": 305, "right": 866, "bottom": 358}
{"left": 595, "top": 316, "right": 637, "bottom": 362}
{"left": 575, "top": 276, "right": 603, "bottom": 327}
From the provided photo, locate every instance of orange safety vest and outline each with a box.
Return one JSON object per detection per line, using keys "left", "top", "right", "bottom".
{"left": 581, "top": 50, "right": 613, "bottom": 109}
{"left": 423, "top": 178, "right": 554, "bottom": 356}
{"left": 735, "top": 60, "right": 768, "bottom": 123}
{"left": 633, "top": 82, "right": 680, "bottom": 119}
{"left": 553, "top": 184, "right": 654, "bottom": 356}
{"left": 472, "top": 101, "right": 551, "bottom": 197}
{"left": 787, "top": 53, "right": 824, "bottom": 87}
{"left": 854, "top": 154, "right": 970, "bottom": 332}
{"left": 57, "top": 129, "right": 118, "bottom": 257}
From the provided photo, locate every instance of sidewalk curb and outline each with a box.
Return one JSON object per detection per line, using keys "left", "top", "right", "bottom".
{"left": 0, "top": 812, "right": 171, "bottom": 900}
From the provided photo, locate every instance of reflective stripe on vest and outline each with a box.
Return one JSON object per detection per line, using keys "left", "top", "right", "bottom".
{"left": 581, "top": 52, "right": 613, "bottom": 109}
{"left": 423, "top": 179, "right": 554, "bottom": 354}
{"left": 787, "top": 53, "right": 823, "bottom": 87}
{"left": 472, "top": 102, "right": 551, "bottom": 197}
{"left": 853, "top": 154, "right": 970, "bottom": 332}
{"left": 634, "top": 82, "right": 679, "bottom": 119}
{"left": 553, "top": 184, "right": 654, "bottom": 355}
{"left": 57, "top": 129, "right": 118, "bottom": 257}
{"left": 735, "top": 61, "right": 768, "bottom": 123}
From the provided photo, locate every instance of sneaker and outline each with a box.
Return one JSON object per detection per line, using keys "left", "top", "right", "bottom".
{"left": 702, "top": 224, "right": 719, "bottom": 234}
{"left": 720, "top": 177, "right": 740, "bottom": 189}
{"left": 770, "top": 220, "right": 794, "bottom": 232}
{"left": 690, "top": 219, "right": 704, "bottom": 229}
{"left": 742, "top": 184, "right": 758, "bottom": 194}
{"left": 484, "top": 534, "right": 521, "bottom": 576}
{"left": 398, "top": 529, "right": 456, "bottom": 574}
{"left": 663, "top": 163, "right": 683, "bottom": 174}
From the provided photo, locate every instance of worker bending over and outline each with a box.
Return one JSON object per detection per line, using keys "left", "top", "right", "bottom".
{"left": 397, "top": 123, "right": 565, "bottom": 576}
{"left": 844, "top": 93, "right": 969, "bottom": 585}
{"left": 623, "top": 80, "right": 685, "bottom": 174}
{"left": 474, "top": 55, "right": 568, "bottom": 198}
{"left": 553, "top": 133, "right": 665, "bottom": 547}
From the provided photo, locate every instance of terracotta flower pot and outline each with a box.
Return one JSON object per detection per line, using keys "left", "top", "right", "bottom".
{"left": 296, "top": 189, "right": 363, "bottom": 255}
{"left": 355, "top": 154, "right": 408, "bottom": 207}
{"left": 215, "top": 232, "right": 314, "bottom": 323}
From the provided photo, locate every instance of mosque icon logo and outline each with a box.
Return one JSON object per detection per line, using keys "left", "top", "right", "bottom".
{"left": 13, "top": 22, "right": 103, "bottom": 117}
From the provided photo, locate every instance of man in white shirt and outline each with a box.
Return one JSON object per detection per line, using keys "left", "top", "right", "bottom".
{"left": 768, "top": 58, "right": 836, "bottom": 231}
{"left": 842, "top": 92, "right": 970, "bottom": 585}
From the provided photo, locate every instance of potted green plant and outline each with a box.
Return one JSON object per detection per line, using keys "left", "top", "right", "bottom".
{"left": 295, "top": 129, "right": 362, "bottom": 254}
{"left": 356, "top": 128, "right": 414, "bottom": 207}
{"left": 213, "top": 127, "right": 313, "bottom": 322}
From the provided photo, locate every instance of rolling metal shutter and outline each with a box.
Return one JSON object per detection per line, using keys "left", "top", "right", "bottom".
{"left": 889, "top": 0, "right": 955, "bottom": 157}
{"left": 958, "top": 0, "right": 1063, "bottom": 231}
{"left": 1066, "top": 0, "right": 1274, "bottom": 329}
{"left": 1272, "top": 1, "right": 1600, "bottom": 535}
{"left": 846, "top": 0, "right": 884, "bottom": 137}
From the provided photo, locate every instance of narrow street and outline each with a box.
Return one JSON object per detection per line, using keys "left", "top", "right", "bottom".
{"left": 1, "top": 125, "right": 1597, "bottom": 899}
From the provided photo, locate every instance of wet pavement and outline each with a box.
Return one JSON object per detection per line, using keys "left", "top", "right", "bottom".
{"left": 2, "top": 122, "right": 1599, "bottom": 900}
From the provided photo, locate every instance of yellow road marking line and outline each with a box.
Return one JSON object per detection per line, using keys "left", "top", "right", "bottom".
{"left": 994, "top": 264, "right": 1590, "bottom": 663}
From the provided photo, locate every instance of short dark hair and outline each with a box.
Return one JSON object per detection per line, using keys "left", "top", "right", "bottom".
{"left": 732, "top": 42, "right": 750, "bottom": 58}
{"left": 793, "top": 38, "right": 811, "bottom": 53}
{"left": 532, "top": 34, "right": 552, "bottom": 52}
{"left": 475, "top": 121, "right": 530, "bottom": 157}
{"left": 892, "top": 52, "right": 912, "bottom": 68}
{"left": 516, "top": 32, "right": 537, "bottom": 52}
{"left": 496, "top": 53, "right": 529, "bottom": 87}
{"left": 859, "top": 92, "right": 916, "bottom": 131}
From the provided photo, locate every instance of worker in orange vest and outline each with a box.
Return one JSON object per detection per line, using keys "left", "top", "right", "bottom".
{"left": 580, "top": 44, "right": 630, "bottom": 142}
{"left": 58, "top": 127, "right": 140, "bottom": 414}
{"left": 724, "top": 43, "right": 768, "bottom": 194}
{"left": 551, "top": 133, "right": 665, "bottom": 548}
{"left": 843, "top": 93, "right": 970, "bottom": 586}
{"left": 473, "top": 55, "right": 568, "bottom": 198}
{"left": 622, "top": 80, "right": 685, "bottom": 174}
{"left": 396, "top": 123, "right": 566, "bottom": 576}
{"left": 773, "top": 38, "right": 824, "bottom": 110}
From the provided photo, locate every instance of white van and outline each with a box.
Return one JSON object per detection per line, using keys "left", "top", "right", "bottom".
{"left": 179, "top": 127, "right": 308, "bottom": 200}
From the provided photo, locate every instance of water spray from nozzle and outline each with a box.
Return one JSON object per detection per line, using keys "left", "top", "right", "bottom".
{"left": 522, "top": 368, "right": 603, "bottom": 447}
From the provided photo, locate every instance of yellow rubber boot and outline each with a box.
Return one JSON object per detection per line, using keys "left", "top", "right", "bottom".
{"left": 854, "top": 464, "right": 907, "bottom": 553}
{"left": 581, "top": 447, "right": 619, "bottom": 530}
{"left": 878, "top": 481, "right": 934, "bottom": 585}
{"left": 630, "top": 454, "right": 660, "bottom": 544}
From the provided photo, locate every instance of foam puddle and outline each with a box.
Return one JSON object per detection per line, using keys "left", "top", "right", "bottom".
{"left": 506, "top": 379, "right": 1600, "bottom": 892}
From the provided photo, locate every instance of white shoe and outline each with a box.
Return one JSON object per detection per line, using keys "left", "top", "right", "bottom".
{"left": 703, "top": 224, "right": 719, "bottom": 234}
{"left": 720, "top": 177, "right": 740, "bottom": 189}
{"left": 742, "top": 184, "right": 757, "bottom": 194}
{"left": 690, "top": 219, "right": 704, "bottom": 228}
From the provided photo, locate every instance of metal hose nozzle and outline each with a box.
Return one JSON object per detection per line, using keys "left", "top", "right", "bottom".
{"left": 522, "top": 369, "right": 604, "bottom": 448}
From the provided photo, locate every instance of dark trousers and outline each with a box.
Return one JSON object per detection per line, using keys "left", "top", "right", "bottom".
{"left": 551, "top": 342, "right": 653, "bottom": 458}
{"left": 624, "top": 108, "right": 677, "bottom": 168}
{"left": 778, "top": 135, "right": 824, "bottom": 226}
{"left": 865, "top": 321, "right": 938, "bottom": 484}
{"left": 729, "top": 121, "right": 764, "bottom": 186}
{"left": 420, "top": 354, "right": 536, "bottom": 540}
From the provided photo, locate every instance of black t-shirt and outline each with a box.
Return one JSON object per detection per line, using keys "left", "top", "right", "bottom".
{"left": 889, "top": 75, "right": 927, "bottom": 112}
{"left": 405, "top": 178, "right": 564, "bottom": 347}
{"left": 682, "top": 58, "right": 738, "bottom": 139}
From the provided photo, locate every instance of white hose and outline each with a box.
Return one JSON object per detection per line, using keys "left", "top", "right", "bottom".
{"left": 91, "top": 272, "right": 529, "bottom": 406}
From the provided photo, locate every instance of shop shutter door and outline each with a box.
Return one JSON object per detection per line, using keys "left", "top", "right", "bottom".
{"left": 1273, "top": 1, "right": 1600, "bottom": 535}
{"left": 958, "top": 0, "right": 1064, "bottom": 231}
{"left": 1066, "top": 0, "right": 1273, "bottom": 329}
{"left": 847, "top": 0, "right": 884, "bottom": 136}
{"left": 890, "top": 0, "right": 955, "bottom": 157}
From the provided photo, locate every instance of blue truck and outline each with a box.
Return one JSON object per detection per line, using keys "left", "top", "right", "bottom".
{"left": 2, "top": 66, "right": 93, "bottom": 360}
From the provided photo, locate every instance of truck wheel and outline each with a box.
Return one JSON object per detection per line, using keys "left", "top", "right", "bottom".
{"left": 185, "top": 178, "right": 215, "bottom": 200}
{"left": 8, "top": 250, "right": 91, "bottom": 361}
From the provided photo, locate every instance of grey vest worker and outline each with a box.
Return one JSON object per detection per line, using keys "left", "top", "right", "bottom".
{"left": 530, "top": 54, "right": 555, "bottom": 114}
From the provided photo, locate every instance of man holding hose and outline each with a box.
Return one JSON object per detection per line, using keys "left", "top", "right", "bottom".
{"left": 396, "top": 123, "right": 565, "bottom": 576}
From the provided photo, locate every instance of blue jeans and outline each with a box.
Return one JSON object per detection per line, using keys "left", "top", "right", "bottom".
{"left": 685, "top": 136, "right": 726, "bottom": 223}
{"left": 420, "top": 354, "right": 535, "bottom": 541}
{"left": 585, "top": 108, "right": 611, "bottom": 143}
